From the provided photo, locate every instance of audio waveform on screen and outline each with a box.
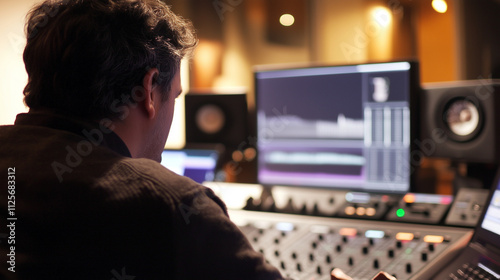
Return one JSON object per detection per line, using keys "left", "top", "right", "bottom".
{"left": 259, "top": 112, "right": 363, "bottom": 139}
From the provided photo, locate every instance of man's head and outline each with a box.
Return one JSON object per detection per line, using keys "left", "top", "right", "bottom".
{"left": 22, "top": 0, "right": 197, "bottom": 120}
{"left": 22, "top": 0, "right": 197, "bottom": 161}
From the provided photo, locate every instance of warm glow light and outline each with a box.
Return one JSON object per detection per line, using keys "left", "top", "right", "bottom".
{"left": 339, "top": 228, "right": 357, "bottom": 237}
{"left": 403, "top": 193, "right": 416, "bottom": 203}
{"left": 244, "top": 147, "right": 257, "bottom": 161}
{"left": 432, "top": 0, "right": 448, "bottom": 13}
{"left": 423, "top": 235, "right": 444, "bottom": 243}
{"left": 164, "top": 58, "right": 189, "bottom": 149}
{"left": 396, "top": 232, "right": 414, "bottom": 241}
{"left": 0, "top": 1, "right": 30, "bottom": 125}
{"left": 372, "top": 7, "right": 392, "bottom": 27}
{"left": 366, "top": 207, "right": 376, "bottom": 216}
{"left": 344, "top": 206, "right": 356, "bottom": 216}
{"left": 232, "top": 150, "right": 244, "bottom": 162}
{"left": 279, "top": 14, "right": 295, "bottom": 27}
{"left": 356, "top": 207, "right": 366, "bottom": 216}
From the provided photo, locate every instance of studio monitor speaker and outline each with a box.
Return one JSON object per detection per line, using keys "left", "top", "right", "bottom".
{"left": 185, "top": 92, "right": 248, "bottom": 149}
{"left": 419, "top": 80, "right": 500, "bottom": 163}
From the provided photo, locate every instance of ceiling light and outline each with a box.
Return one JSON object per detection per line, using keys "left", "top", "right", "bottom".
{"left": 432, "top": 0, "right": 448, "bottom": 13}
{"left": 279, "top": 14, "right": 295, "bottom": 27}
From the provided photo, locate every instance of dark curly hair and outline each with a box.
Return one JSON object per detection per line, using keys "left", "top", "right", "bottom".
{"left": 23, "top": 0, "right": 197, "bottom": 119}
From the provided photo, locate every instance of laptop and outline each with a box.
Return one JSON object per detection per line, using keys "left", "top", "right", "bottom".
{"left": 160, "top": 147, "right": 221, "bottom": 184}
{"left": 432, "top": 170, "right": 500, "bottom": 279}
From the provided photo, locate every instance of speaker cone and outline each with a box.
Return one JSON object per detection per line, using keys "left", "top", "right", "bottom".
{"left": 195, "top": 104, "right": 226, "bottom": 134}
{"left": 185, "top": 92, "right": 248, "bottom": 148}
{"left": 443, "top": 97, "right": 482, "bottom": 141}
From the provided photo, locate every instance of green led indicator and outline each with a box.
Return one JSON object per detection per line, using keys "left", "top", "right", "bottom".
{"left": 396, "top": 208, "right": 405, "bottom": 218}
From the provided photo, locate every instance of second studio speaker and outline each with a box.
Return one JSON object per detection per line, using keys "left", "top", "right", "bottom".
{"left": 185, "top": 91, "right": 248, "bottom": 149}
{"left": 419, "top": 80, "right": 500, "bottom": 163}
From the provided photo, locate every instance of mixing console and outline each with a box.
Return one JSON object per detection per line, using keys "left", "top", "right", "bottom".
{"left": 230, "top": 210, "right": 473, "bottom": 280}
{"left": 205, "top": 182, "right": 486, "bottom": 226}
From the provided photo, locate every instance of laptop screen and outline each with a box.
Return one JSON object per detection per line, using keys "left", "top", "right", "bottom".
{"left": 160, "top": 149, "right": 219, "bottom": 184}
{"left": 480, "top": 179, "right": 500, "bottom": 236}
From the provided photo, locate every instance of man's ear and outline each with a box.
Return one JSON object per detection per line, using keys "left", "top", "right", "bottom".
{"left": 139, "top": 67, "right": 160, "bottom": 120}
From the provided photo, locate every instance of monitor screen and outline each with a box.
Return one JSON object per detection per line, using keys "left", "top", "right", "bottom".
{"left": 160, "top": 149, "right": 219, "bottom": 184}
{"left": 481, "top": 180, "right": 500, "bottom": 236}
{"left": 255, "top": 61, "right": 418, "bottom": 193}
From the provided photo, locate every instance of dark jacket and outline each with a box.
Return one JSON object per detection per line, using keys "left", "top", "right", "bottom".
{"left": 0, "top": 111, "right": 282, "bottom": 280}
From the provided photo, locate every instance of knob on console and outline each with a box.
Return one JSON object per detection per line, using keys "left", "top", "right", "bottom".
{"left": 326, "top": 255, "right": 332, "bottom": 264}
{"left": 421, "top": 251, "right": 428, "bottom": 261}
{"left": 244, "top": 197, "right": 259, "bottom": 211}
{"left": 336, "top": 245, "right": 342, "bottom": 252}
{"left": 388, "top": 249, "right": 394, "bottom": 258}
{"left": 373, "top": 259, "right": 380, "bottom": 269}
{"left": 406, "top": 263, "right": 412, "bottom": 273}
{"left": 362, "top": 246, "right": 369, "bottom": 255}
{"left": 281, "top": 198, "right": 295, "bottom": 213}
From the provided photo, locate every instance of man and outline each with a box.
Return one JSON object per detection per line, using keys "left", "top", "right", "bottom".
{"left": 0, "top": 0, "right": 283, "bottom": 279}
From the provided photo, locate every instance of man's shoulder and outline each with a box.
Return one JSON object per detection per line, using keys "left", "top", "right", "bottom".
{"left": 101, "top": 157, "right": 209, "bottom": 201}
{"left": 111, "top": 157, "right": 193, "bottom": 185}
{"left": 97, "top": 157, "right": 229, "bottom": 228}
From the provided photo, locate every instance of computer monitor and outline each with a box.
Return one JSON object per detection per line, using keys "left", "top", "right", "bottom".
{"left": 160, "top": 148, "right": 220, "bottom": 184}
{"left": 255, "top": 61, "right": 419, "bottom": 193}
